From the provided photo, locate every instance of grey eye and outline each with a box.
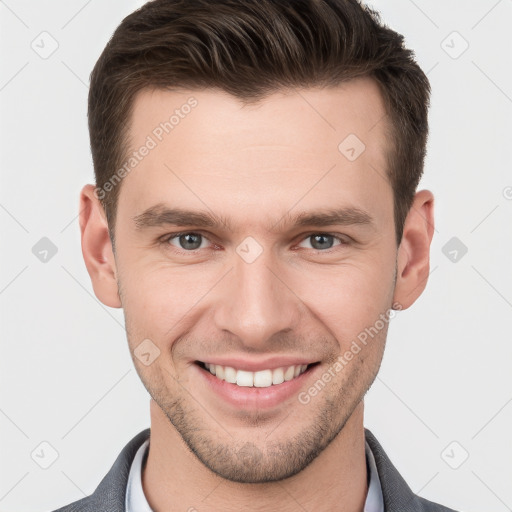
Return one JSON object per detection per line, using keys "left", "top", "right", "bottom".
{"left": 174, "top": 233, "right": 204, "bottom": 250}
{"left": 297, "top": 234, "right": 342, "bottom": 251}
{"left": 309, "top": 234, "right": 335, "bottom": 250}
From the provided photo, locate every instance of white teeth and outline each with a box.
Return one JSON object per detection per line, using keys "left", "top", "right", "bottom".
{"left": 215, "top": 365, "right": 224, "bottom": 380}
{"left": 224, "top": 366, "right": 237, "bottom": 383}
{"left": 272, "top": 367, "right": 284, "bottom": 385}
{"left": 203, "top": 363, "right": 309, "bottom": 387}
{"left": 254, "top": 369, "right": 272, "bottom": 387}
{"left": 236, "top": 370, "right": 253, "bottom": 387}
{"left": 284, "top": 366, "right": 295, "bottom": 381}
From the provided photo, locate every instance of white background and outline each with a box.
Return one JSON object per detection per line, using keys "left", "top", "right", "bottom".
{"left": 0, "top": 1, "right": 511, "bottom": 511}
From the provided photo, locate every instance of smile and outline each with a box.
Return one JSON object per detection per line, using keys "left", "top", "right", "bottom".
{"left": 199, "top": 362, "right": 313, "bottom": 388}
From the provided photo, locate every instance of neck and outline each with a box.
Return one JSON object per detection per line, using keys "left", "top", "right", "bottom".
{"left": 142, "top": 399, "right": 368, "bottom": 512}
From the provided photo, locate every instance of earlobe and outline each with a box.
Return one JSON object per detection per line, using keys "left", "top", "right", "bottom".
{"left": 392, "top": 190, "right": 435, "bottom": 310}
{"left": 79, "top": 184, "right": 122, "bottom": 308}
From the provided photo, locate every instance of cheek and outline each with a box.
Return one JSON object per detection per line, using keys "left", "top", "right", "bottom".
{"left": 119, "top": 264, "right": 216, "bottom": 341}
{"left": 286, "top": 258, "right": 395, "bottom": 346}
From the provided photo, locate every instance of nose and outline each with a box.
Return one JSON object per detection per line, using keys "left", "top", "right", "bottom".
{"left": 213, "top": 248, "right": 303, "bottom": 349}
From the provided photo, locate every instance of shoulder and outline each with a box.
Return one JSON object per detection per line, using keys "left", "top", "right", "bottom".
{"left": 364, "top": 428, "right": 461, "bottom": 512}
{"left": 416, "top": 495, "right": 459, "bottom": 512}
{"left": 50, "top": 428, "right": 151, "bottom": 512}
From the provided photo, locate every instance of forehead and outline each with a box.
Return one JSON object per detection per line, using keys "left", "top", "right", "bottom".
{"left": 117, "top": 78, "right": 392, "bottom": 231}
{"left": 128, "top": 77, "right": 389, "bottom": 156}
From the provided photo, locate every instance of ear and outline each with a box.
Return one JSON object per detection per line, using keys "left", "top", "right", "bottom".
{"left": 392, "top": 189, "right": 435, "bottom": 310}
{"left": 79, "top": 184, "right": 122, "bottom": 308}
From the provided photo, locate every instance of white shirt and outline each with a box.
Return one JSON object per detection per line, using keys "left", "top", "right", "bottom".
{"left": 125, "top": 438, "right": 384, "bottom": 512}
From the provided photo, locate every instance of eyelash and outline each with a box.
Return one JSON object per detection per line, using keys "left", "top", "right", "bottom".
{"left": 158, "top": 231, "right": 350, "bottom": 255}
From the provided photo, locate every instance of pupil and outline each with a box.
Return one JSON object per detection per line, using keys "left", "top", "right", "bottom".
{"left": 311, "top": 234, "right": 333, "bottom": 250}
{"left": 180, "top": 233, "right": 201, "bottom": 250}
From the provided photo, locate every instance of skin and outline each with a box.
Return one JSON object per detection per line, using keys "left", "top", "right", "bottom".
{"left": 79, "top": 76, "right": 434, "bottom": 512}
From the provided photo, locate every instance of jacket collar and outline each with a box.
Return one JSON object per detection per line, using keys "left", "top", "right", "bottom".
{"left": 76, "top": 428, "right": 151, "bottom": 512}
{"left": 364, "top": 428, "right": 423, "bottom": 510}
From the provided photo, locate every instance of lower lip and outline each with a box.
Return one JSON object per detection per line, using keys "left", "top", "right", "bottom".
{"left": 193, "top": 363, "right": 319, "bottom": 410}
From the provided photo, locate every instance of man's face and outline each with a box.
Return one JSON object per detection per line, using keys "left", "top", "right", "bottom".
{"left": 113, "top": 78, "right": 398, "bottom": 483}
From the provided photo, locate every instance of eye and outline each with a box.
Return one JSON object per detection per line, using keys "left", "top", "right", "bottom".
{"left": 297, "top": 233, "right": 345, "bottom": 251}
{"left": 165, "top": 232, "right": 210, "bottom": 251}
{"left": 159, "top": 231, "right": 348, "bottom": 254}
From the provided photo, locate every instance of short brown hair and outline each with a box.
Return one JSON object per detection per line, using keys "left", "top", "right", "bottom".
{"left": 88, "top": 0, "right": 430, "bottom": 246}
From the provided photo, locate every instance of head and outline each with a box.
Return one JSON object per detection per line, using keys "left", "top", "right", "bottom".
{"left": 80, "top": 0, "right": 434, "bottom": 483}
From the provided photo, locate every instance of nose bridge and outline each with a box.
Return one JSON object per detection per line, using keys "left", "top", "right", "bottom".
{"left": 213, "top": 247, "right": 301, "bottom": 346}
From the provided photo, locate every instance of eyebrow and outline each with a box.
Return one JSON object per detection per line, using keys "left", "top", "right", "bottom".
{"left": 132, "top": 203, "right": 374, "bottom": 233}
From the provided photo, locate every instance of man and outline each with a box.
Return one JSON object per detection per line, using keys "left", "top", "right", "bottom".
{"left": 53, "top": 0, "right": 458, "bottom": 510}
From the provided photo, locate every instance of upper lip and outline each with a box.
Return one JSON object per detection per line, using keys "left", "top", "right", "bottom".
{"left": 196, "top": 356, "right": 318, "bottom": 372}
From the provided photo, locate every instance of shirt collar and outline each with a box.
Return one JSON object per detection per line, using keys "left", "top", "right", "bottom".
{"left": 365, "top": 436, "right": 385, "bottom": 512}
{"left": 125, "top": 438, "right": 152, "bottom": 512}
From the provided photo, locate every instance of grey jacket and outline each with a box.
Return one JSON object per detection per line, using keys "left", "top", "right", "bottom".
{"left": 52, "top": 428, "right": 458, "bottom": 512}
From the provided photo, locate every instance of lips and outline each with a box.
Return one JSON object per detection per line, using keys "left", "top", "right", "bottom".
{"left": 194, "top": 359, "right": 321, "bottom": 409}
